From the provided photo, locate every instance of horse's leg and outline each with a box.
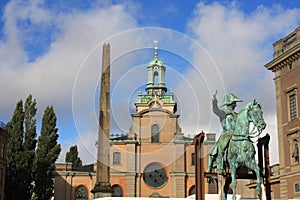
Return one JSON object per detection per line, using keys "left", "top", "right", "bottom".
{"left": 229, "top": 165, "right": 237, "bottom": 200}
{"left": 224, "top": 177, "right": 231, "bottom": 200}
{"left": 217, "top": 146, "right": 226, "bottom": 175}
{"left": 246, "top": 159, "right": 262, "bottom": 197}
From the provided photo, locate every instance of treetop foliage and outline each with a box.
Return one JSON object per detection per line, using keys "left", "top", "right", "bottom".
{"left": 5, "top": 95, "right": 61, "bottom": 200}
{"left": 66, "top": 145, "right": 82, "bottom": 168}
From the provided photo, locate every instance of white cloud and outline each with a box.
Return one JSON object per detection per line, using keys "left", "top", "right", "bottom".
{"left": 2, "top": 1, "right": 300, "bottom": 166}
{"left": 0, "top": 1, "right": 138, "bottom": 163}
{"left": 178, "top": 2, "right": 300, "bottom": 164}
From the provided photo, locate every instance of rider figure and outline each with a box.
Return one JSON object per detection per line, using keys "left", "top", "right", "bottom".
{"left": 209, "top": 91, "right": 243, "bottom": 175}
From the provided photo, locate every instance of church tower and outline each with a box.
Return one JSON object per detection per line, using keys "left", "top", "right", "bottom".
{"left": 109, "top": 41, "right": 197, "bottom": 198}
{"left": 146, "top": 40, "right": 167, "bottom": 96}
{"left": 135, "top": 41, "right": 176, "bottom": 116}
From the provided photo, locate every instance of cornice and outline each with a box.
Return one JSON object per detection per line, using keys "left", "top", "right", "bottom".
{"left": 265, "top": 43, "right": 300, "bottom": 72}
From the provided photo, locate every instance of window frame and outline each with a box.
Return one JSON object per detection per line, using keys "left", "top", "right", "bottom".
{"left": 289, "top": 93, "right": 297, "bottom": 121}
{"left": 75, "top": 185, "right": 88, "bottom": 200}
{"left": 191, "top": 153, "right": 195, "bottom": 166}
{"left": 295, "top": 183, "right": 300, "bottom": 193}
{"left": 285, "top": 86, "right": 298, "bottom": 122}
{"left": 112, "top": 151, "right": 121, "bottom": 165}
{"left": 0, "top": 168, "right": 3, "bottom": 186}
{"left": 151, "top": 124, "right": 160, "bottom": 143}
{"left": 0, "top": 142, "right": 4, "bottom": 158}
{"left": 188, "top": 185, "right": 196, "bottom": 196}
{"left": 111, "top": 184, "right": 123, "bottom": 197}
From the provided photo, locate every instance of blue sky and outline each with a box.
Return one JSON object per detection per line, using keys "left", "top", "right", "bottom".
{"left": 1, "top": 0, "right": 300, "bottom": 164}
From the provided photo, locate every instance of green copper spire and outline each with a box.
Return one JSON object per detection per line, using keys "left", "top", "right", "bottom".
{"left": 146, "top": 40, "right": 167, "bottom": 95}
{"left": 135, "top": 40, "right": 175, "bottom": 107}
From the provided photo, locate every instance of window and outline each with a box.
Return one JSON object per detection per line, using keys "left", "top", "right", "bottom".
{"left": 112, "top": 185, "right": 123, "bottom": 197}
{"left": 189, "top": 185, "right": 195, "bottom": 196}
{"left": 284, "top": 34, "right": 296, "bottom": 46}
{"left": 0, "top": 142, "right": 3, "bottom": 158}
{"left": 289, "top": 63, "right": 293, "bottom": 70}
{"left": 0, "top": 168, "right": 2, "bottom": 185}
{"left": 0, "top": 142, "right": 4, "bottom": 158}
{"left": 289, "top": 94, "right": 297, "bottom": 121}
{"left": 143, "top": 163, "right": 168, "bottom": 188}
{"left": 151, "top": 124, "right": 160, "bottom": 143}
{"left": 295, "top": 183, "right": 300, "bottom": 193}
{"left": 153, "top": 71, "right": 159, "bottom": 85}
{"left": 191, "top": 153, "right": 195, "bottom": 166}
{"left": 75, "top": 186, "right": 88, "bottom": 200}
{"left": 113, "top": 152, "right": 121, "bottom": 165}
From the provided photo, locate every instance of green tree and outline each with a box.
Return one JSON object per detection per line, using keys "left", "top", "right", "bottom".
{"left": 66, "top": 145, "right": 82, "bottom": 168}
{"left": 5, "top": 95, "right": 38, "bottom": 200}
{"left": 34, "top": 106, "right": 61, "bottom": 200}
{"left": 5, "top": 100, "right": 25, "bottom": 200}
{"left": 23, "top": 95, "right": 37, "bottom": 199}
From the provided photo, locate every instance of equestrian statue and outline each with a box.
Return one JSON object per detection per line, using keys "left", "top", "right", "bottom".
{"left": 207, "top": 91, "right": 266, "bottom": 200}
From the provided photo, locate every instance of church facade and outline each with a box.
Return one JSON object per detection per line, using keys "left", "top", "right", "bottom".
{"left": 108, "top": 48, "right": 213, "bottom": 198}
{"left": 54, "top": 46, "right": 217, "bottom": 199}
{"left": 54, "top": 44, "right": 262, "bottom": 199}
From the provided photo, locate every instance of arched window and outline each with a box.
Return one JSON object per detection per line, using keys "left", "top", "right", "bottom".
{"left": 75, "top": 186, "right": 88, "bottom": 200}
{"left": 111, "top": 185, "right": 123, "bottom": 197}
{"left": 113, "top": 152, "right": 121, "bottom": 165}
{"left": 151, "top": 124, "right": 159, "bottom": 143}
{"left": 188, "top": 185, "right": 195, "bottom": 196}
{"left": 153, "top": 71, "right": 159, "bottom": 85}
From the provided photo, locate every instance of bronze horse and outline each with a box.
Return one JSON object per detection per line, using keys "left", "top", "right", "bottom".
{"left": 208, "top": 100, "right": 266, "bottom": 200}
{"left": 227, "top": 99, "right": 266, "bottom": 200}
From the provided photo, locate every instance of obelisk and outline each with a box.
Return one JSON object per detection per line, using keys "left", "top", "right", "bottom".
{"left": 92, "top": 42, "right": 112, "bottom": 198}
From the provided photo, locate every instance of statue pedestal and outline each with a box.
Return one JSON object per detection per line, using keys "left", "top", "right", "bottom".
{"left": 218, "top": 175, "right": 224, "bottom": 200}
{"left": 91, "top": 182, "right": 112, "bottom": 198}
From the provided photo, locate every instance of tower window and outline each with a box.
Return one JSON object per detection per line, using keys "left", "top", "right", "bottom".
{"left": 153, "top": 71, "right": 159, "bottom": 85}
{"left": 289, "top": 94, "right": 297, "bottom": 121}
{"left": 151, "top": 124, "right": 160, "bottom": 143}
{"left": 113, "top": 152, "right": 121, "bottom": 165}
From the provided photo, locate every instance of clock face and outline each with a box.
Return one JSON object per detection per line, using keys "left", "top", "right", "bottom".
{"left": 154, "top": 66, "right": 158, "bottom": 70}
{"left": 143, "top": 163, "right": 168, "bottom": 188}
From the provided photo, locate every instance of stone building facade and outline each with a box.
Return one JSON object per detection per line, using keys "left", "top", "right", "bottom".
{"left": 265, "top": 27, "right": 300, "bottom": 199}
{"left": 0, "top": 122, "right": 8, "bottom": 200}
